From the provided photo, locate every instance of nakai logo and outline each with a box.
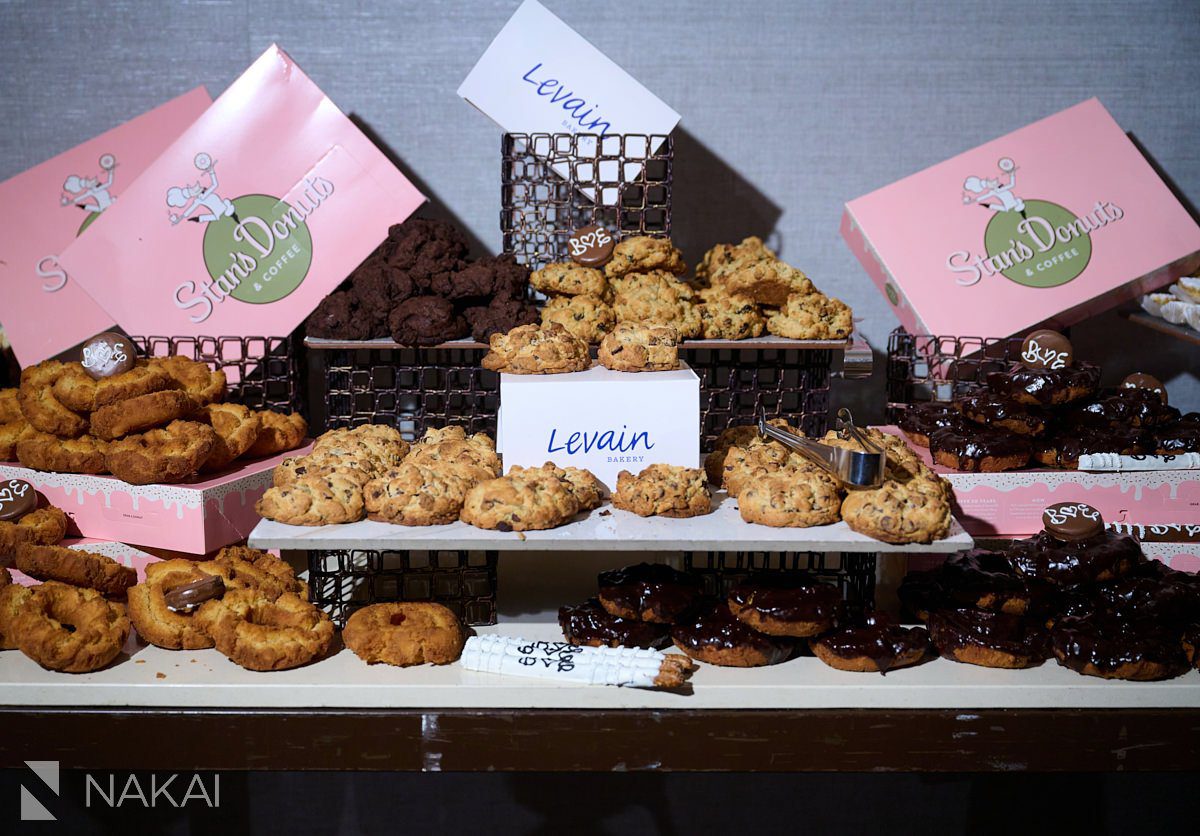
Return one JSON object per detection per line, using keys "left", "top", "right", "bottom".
{"left": 36, "top": 152, "right": 119, "bottom": 293}
{"left": 167, "top": 152, "right": 333, "bottom": 323}
{"left": 946, "top": 156, "right": 1124, "bottom": 289}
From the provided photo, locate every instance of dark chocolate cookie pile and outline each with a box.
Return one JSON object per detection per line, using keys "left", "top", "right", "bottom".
{"left": 305, "top": 217, "right": 538, "bottom": 345}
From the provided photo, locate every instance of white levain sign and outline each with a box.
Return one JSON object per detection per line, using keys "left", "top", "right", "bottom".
{"left": 497, "top": 363, "right": 699, "bottom": 489}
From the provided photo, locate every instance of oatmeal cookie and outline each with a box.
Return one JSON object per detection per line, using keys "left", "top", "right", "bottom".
{"left": 15, "top": 581, "right": 130, "bottom": 672}
{"left": 0, "top": 419, "right": 36, "bottom": 461}
{"left": 104, "top": 420, "right": 218, "bottom": 484}
{"left": 612, "top": 464, "right": 711, "bottom": 518}
{"left": 255, "top": 472, "right": 366, "bottom": 526}
{"left": 343, "top": 602, "right": 465, "bottom": 666}
{"left": 699, "top": 291, "right": 766, "bottom": 340}
{"left": 540, "top": 294, "right": 616, "bottom": 344}
{"left": 195, "top": 588, "right": 333, "bottom": 671}
{"left": 481, "top": 322, "right": 591, "bottom": 375}
{"left": 598, "top": 321, "right": 680, "bottom": 372}
{"left": 460, "top": 466, "right": 581, "bottom": 531}
{"left": 767, "top": 293, "right": 853, "bottom": 339}
{"left": 16, "top": 431, "right": 109, "bottom": 474}
{"left": 695, "top": 236, "right": 777, "bottom": 285}
{"left": 723, "top": 259, "right": 815, "bottom": 307}
{"left": 90, "top": 389, "right": 195, "bottom": 440}
{"left": 840, "top": 476, "right": 952, "bottom": 545}
{"left": 18, "top": 360, "right": 88, "bottom": 437}
{"left": 365, "top": 461, "right": 491, "bottom": 525}
{"left": 604, "top": 236, "right": 686, "bottom": 278}
{"left": 613, "top": 276, "right": 702, "bottom": 338}
{"left": 737, "top": 472, "right": 843, "bottom": 528}
{"left": 195, "top": 403, "right": 262, "bottom": 472}
{"left": 15, "top": 543, "right": 137, "bottom": 596}
{"left": 148, "top": 356, "right": 227, "bottom": 406}
{"left": 244, "top": 411, "right": 308, "bottom": 458}
{"left": 530, "top": 262, "right": 609, "bottom": 297}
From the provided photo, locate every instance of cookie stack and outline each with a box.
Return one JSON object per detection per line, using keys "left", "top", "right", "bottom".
{"left": 305, "top": 216, "right": 539, "bottom": 344}
{"left": 125, "top": 545, "right": 330, "bottom": 671}
{"left": 897, "top": 351, "right": 1198, "bottom": 473}
{"left": 2, "top": 355, "right": 306, "bottom": 484}
{"left": 900, "top": 506, "right": 1200, "bottom": 680}
{"left": 708, "top": 423, "right": 953, "bottom": 544}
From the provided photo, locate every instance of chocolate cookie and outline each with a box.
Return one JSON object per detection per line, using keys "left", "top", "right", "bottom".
{"left": 430, "top": 254, "right": 529, "bottom": 301}
{"left": 379, "top": 217, "right": 469, "bottom": 291}
{"left": 388, "top": 295, "right": 468, "bottom": 346}
{"left": 462, "top": 296, "right": 540, "bottom": 342}
{"left": 306, "top": 290, "right": 373, "bottom": 340}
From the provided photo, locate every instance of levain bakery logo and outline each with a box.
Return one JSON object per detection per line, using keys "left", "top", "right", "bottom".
{"left": 166, "top": 152, "right": 333, "bottom": 323}
{"left": 946, "top": 156, "right": 1124, "bottom": 288}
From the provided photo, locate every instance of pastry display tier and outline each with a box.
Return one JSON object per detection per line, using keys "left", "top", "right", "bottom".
{"left": 1122, "top": 309, "right": 1200, "bottom": 347}
{"left": 304, "top": 334, "right": 859, "bottom": 352}
{"left": 247, "top": 492, "right": 974, "bottom": 554}
{"left": 1, "top": 622, "right": 1195, "bottom": 711}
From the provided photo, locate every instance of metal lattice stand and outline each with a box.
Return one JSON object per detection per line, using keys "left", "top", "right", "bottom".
{"left": 133, "top": 334, "right": 304, "bottom": 414}
{"left": 502, "top": 132, "right": 672, "bottom": 268}
{"left": 307, "top": 548, "right": 498, "bottom": 627}
{"left": 885, "top": 327, "right": 1029, "bottom": 421}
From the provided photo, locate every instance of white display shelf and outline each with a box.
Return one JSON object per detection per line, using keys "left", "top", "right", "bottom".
{"left": 1, "top": 622, "right": 1196, "bottom": 710}
{"left": 247, "top": 492, "right": 975, "bottom": 553}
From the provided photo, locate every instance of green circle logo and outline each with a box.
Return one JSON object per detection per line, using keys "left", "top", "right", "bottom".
{"left": 77, "top": 211, "right": 102, "bottom": 237}
{"left": 885, "top": 283, "right": 900, "bottom": 306}
{"left": 984, "top": 199, "right": 1091, "bottom": 288}
{"left": 201, "top": 194, "right": 313, "bottom": 304}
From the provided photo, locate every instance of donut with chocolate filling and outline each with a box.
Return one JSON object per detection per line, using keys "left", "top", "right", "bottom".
{"left": 726, "top": 573, "right": 841, "bottom": 637}
{"left": 558, "top": 599, "right": 670, "bottom": 649}
{"left": 1007, "top": 529, "right": 1141, "bottom": 588}
{"left": 897, "top": 402, "right": 968, "bottom": 448}
{"left": 928, "top": 608, "right": 1047, "bottom": 668}
{"left": 899, "top": 550, "right": 1030, "bottom": 620}
{"left": 597, "top": 563, "right": 703, "bottom": 624}
{"left": 928, "top": 424, "right": 1031, "bottom": 472}
{"left": 986, "top": 362, "right": 1100, "bottom": 407}
{"left": 956, "top": 393, "right": 1047, "bottom": 436}
{"left": 671, "top": 598, "right": 791, "bottom": 667}
{"left": 1050, "top": 614, "right": 1190, "bottom": 681}
{"left": 810, "top": 612, "right": 931, "bottom": 673}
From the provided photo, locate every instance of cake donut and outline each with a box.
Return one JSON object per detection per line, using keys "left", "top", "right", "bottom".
{"left": 726, "top": 573, "right": 841, "bottom": 637}
{"left": 0, "top": 500, "right": 69, "bottom": 559}
{"left": 104, "top": 420, "right": 218, "bottom": 484}
{"left": 898, "top": 550, "right": 1030, "bottom": 620}
{"left": 897, "top": 402, "right": 969, "bottom": 448}
{"left": 671, "top": 598, "right": 791, "bottom": 667}
{"left": 90, "top": 389, "right": 196, "bottom": 440}
{"left": 927, "top": 608, "right": 1048, "bottom": 669}
{"left": 0, "top": 582, "right": 33, "bottom": 650}
{"left": 14, "top": 581, "right": 130, "bottom": 672}
{"left": 810, "top": 612, "right": 931, "bottom": 673}
{"left": 342, "top": 602, "right": 465, "bottom": 666}
{"left": 986, "top": 362, "right": 1100, "bottom": 407}
{"left": 18, "top": 360, "right": 89, "bottom": 438}
{"left": 15, "top": 543, "right": 137, "bottom": 597}
{"left": 127, "top": 559, "right": 227, "bottom": 649}
{"left": 16, "top": 432, "right": 109, "bottom": 474}
{"left": 597, "top": 562, "right": 703, "bottom": 624}
{"left": 928, "top": 424, "right": 1032, "bottom": 472}
{"left": 194, "top": 588, "right": 333, "bottom": 671}
{"left": 558, "top": 599, "right": 671, "bottom": 649}
{"left": 1050, "top": 614, "right": 1190, "bottom": 681}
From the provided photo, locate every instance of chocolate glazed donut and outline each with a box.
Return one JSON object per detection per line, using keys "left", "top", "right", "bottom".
{"left": 1007, "top": 530, "right": 1142, "bottom": 587}
{"left": 986, "top": 362, "right": 1100, "bottom": 406}
{"left": 928, "top": 425, "right": 1031, "bottom": 473}
{"left": 897, "top": 402, "right": 968, "bottom": 448}
{"left": 671, "top": 598, "right": 792, "bottom": 667}
{"left": 927, "top": 608, "right": 1048, "bottom": 668}
{"left": 899, "top": 550, "right": 1030, "bottom": 619}
{"left": 597, "top": 563, "right": 703, "bottom": 624}
{"left": 1050, "top": 614, "right": 1191, "bottom": 681}
{"left": 809, "top": 612, "right": 931, "bottom": 674}
{"left": 558, "top": 599, "right": 670, "bottom": 649}
{"left": 956, "top": 393, "right": 1047, "bottom": 436}
{"left": 726, "top": 573, "right": 842, "bottom": 637}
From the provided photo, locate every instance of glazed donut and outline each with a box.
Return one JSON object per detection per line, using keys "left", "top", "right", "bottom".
{"left": 244, "top": 411, "right": 308, "bottom": 458}
{"left": 928, "top": 608, "right": 1048, "bottom": 669}
{"left": 0, "top": 582, "right": 33, "bottom": 650}
{"left": 148, "top": 355, "right": 226, "bottom": 406}
{"left": 15, "top": 543, "right": 136, "bottom": 596}
{"left": 90, "top": 389, "right": 195, "bottom": 440}
{"left": 18, "top": 360, "right": 88, "bottom": 437}
{"left": 0, "top": 505, "right": 69, "bottom": 559}
{"left": 0, "top": 418, "right": 35, "bottom": 460}
{"left": 194, "top": 588, "right": 333, "bottom": 671}
{"left": 342, "top": 602, "right": 466, "bottom": 666}
{"left": 14, "top": 581, "right": 130, "bottom": 672}
{"left": 597, "top": 563, "right": 703, "bottom": 624}
{"left": 810, "top": 612, "right": 931, "bottom": 673}
{"left": 104, "top": 420, "right": 217, "bottom": 484}
{"left": 15, "top": 431, "right": 109, "bottom": 474}
{"left": 194, "top": 403, "right": 261, "bottom": 472}
{"left": 671, "top": 598, "right": 792, "bottom": 667}
{"left": 558, "top": 599, "right": 670, "bottom": 649}
{"left": 726, "top": 573, "right": 841, "bottom": 637}
{"left": 53, "top": 362, "right": 173, "bottom": 413}
{"left": 127, "top": 559, "right": 226, "bottom": 649}
{"left": 1050, "top": 614, "right": 1190, "bottom": 681}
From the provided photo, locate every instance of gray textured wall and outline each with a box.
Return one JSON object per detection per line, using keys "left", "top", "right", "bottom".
{"left": 2, "top": 0, "right": 1197, "bottom": 415}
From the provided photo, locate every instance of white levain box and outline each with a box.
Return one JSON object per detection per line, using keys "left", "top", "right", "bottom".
{"left": 497, "top": 363, "right": 699, "bottom": 489}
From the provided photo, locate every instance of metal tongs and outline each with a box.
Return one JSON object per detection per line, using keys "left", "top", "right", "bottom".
{"left": 757, "top": 408, "right": 886, "bottom": 488}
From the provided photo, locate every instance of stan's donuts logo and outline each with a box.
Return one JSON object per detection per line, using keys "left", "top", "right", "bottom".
{"left": 35, "top": 152, "right": 119, "bottom": 294}
{"left": 167, "top": 152, "right": 334, "bottom": 323}
{"left": 946, "top": 156, "right": 1124, "bottom": 289}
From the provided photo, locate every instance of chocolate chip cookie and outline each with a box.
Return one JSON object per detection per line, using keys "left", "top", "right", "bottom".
{"left": 766, "top": 293, "right": 853, "bottom": 339}
{"left": 612, "top": 464, "right": 712, "bottom": 518}
{"left": 598, "top": 322, "right": 680, "bottom": 372}
{"left": 695, "top": 236, "right": 776, "bottom": 286}
{"left": 540, "top": 294, "right": 615, "bottom": 344}
{"left": 530, "top": 262, "right": 609, "bottom": 297}
{"left": 737, "top": 472, "right": 843, "bottom": 528}
{"left": 698, "top": 289, "right": 766, "bottom": 339}
{"left": 480, "top": 323, "right": 591, "bottom": 374}
{"left": 723, "top": 259, "right": 815, "bottom": 307}
{"left": 840, "top": 476, "right": 952, "bottom": 544}
{"left": 612, "top": 276, "right": 702, "bottom": 338}
{"left": 604, "top": 236, "right": 686, "bottom": 279}
{"left": 459, "top": 465, "right": 581, "bottom": 531}
{"left": 255, "top": 473, "right": 366, "bottom": 526}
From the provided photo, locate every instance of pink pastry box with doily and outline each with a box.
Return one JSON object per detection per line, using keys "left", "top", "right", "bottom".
{"left": 0, "top": 444, "right": 309, "bottom": 554}
{"left": 8, "top": 539, "right": 161, "bottom": 586}
{"left": 882, "top": 427, "right": 1200, "bottom": 539}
